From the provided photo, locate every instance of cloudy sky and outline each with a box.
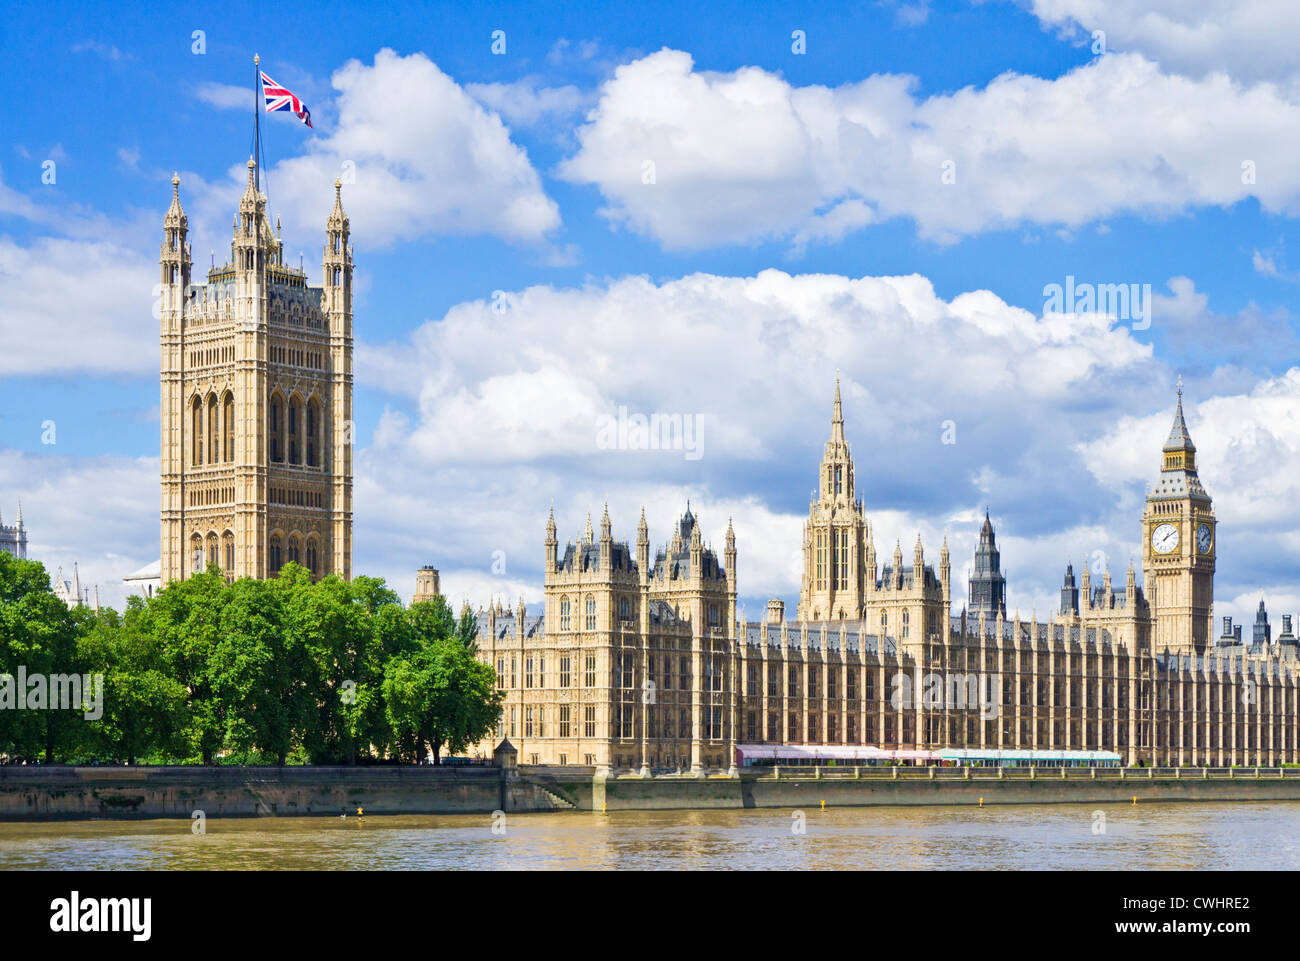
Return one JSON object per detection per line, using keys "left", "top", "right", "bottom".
{"left": 2, "top": 0, "right": 1298, "bottom": 630}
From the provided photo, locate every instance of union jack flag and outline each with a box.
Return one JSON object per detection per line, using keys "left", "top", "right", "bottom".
{"left": 260, "top": 71, "right": 312, "bottom": 128}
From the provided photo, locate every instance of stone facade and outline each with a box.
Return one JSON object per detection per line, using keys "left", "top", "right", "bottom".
{"left": 474, "top": 505, "right": 737, "bottom": 774}
{"left": 0, "top": 503, "right": 26, "bottom": 559}
{"left": 158, "top": 161, "right": 353, "bottom": 586}
{"left": 462, "top": 379, "right": 1300, "bottom": 769}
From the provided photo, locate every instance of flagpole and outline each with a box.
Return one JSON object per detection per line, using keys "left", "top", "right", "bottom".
{"left": 253, "top": 53, "right": 261, "bottom": 194}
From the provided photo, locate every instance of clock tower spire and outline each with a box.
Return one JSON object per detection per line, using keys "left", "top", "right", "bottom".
{"left": 1141, "top": 378, "right": 1215, "bottom": 653}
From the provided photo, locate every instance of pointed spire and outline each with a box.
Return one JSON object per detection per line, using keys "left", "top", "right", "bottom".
{"left": 830, "top": 373, "right": 845, "bottom": 444}
{"left": 583, "top": 511, "right": 594, "bottom": 543}
{"left": 164, "top": 172, "right": 187, "bottom": 229}
{"left": 14, "top": 500, "right": 20, "bottom": 528}
{"left": 241, "top": 156, "right": 258, "bottom": 201}
{"left": 1163, "top": 377, "right": 1196, "bottom": 453}
{"left": 328, "top": 178, "right": 349, "bottom": 233}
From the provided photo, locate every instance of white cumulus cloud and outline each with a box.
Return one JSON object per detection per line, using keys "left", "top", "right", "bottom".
{"left": 559, "top": 48, "right": 1300, "bottom": 249}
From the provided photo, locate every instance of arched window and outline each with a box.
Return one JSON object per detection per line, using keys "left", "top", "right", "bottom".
{"left": 559, "top": 596, "right": 571, "bottom": 631}
{"left": 288, "top": 534, "right": 301, "bottom": 566}
{"left": 207, "top": 532, "right": 219, "bottom": 568}
{"left": 305, "top": 539, "right": 318, "bottom": 575}
{"left": 223, "top": 392, "right": 234, "bottom": 462}
{"left": 306, "top": 398, "right": 320, "bottom": 467}
{"left": 269, "top": 394, "right": 284, "bottom": 463}
{"left": 269, "top": 535, "right": 282, "bottom": 575}
{"left": 207, "top": 394, "right": 218, "bottom": 464}
{"left": 191, "top": 396, "right": 202, "bottom": 466}
{"left": 288, "top": 397, "right": 301, "bottom": 464}
{"left": 619, "top": 597, "right": 631, "bottom": 621}
{"left": 585, "top": 595, "right": 596, "bottom": 631}
{"left": 190, "top": 532, "right": 203, "bottom": 575}
{"left": 223, "top": 531, "right": 235, "bottom": 574}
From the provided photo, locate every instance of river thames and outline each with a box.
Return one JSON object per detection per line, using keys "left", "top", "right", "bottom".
{"left": 1, "top": 800, "right": 1297, "bottom": 869}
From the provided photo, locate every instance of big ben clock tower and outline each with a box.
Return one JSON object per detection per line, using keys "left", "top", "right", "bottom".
{"left": 1141, "top": 379, "right": 1215, "bottom": 653}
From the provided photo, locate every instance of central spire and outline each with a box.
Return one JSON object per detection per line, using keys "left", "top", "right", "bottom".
{"left": 830, "top": 372, "right": 845, "bottom": 444}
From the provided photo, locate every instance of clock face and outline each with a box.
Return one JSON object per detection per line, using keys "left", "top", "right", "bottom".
{"left": 1151, "top": 523, "right": 1179, "bottom": 554}
{"left": 1197, "top": 524, "right": 1212, "bottom": 554}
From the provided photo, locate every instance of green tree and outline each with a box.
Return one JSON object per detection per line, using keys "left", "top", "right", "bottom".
{"left": 0, "top": 554, "right": 83, "bottom": 762}
{"left": 210, "top": 575, "right": 296, "bottom": 765}
{"left": 77, "top": 606, "right": 188, "bottom": 764}
{"left": 383, "top": 602, "right": 498, "bottom": 764}
{"left": 140, "top": 567, "right": 230, "bottom": 763}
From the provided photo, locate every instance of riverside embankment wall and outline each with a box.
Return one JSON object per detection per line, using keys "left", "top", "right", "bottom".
{"left": 3, "top": 766, "right": 1299, "bottom": 820}
{"left": 0, "top": 766, "right": 569, "bottom": 820}
{"left": 589, "top": 771, "right": 1300, "bottom": 811}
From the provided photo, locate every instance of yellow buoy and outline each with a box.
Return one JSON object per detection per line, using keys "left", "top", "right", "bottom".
{"left": 979, "top": 797, "right": 983, "bottom": 807}
{"left": 820, "top": 799, "right": 826, "bottom": 811}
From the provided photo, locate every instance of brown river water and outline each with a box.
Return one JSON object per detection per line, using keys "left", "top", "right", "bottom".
{"left": 1, "top": 801, "right": 1297, "bottom": 869}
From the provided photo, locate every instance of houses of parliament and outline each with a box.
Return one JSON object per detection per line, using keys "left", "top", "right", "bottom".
{"left": 152, "top": 165, "right": 1300, "bottom": 771}
{"left": 473, "top": 382, "right": 1300, "bottom": 771}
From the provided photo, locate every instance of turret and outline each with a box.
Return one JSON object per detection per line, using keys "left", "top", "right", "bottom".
{"left": 160, "top": 172, "right": 191, "bottom": 331}
{"left": 940, "top": 535, "right": 951, "bottom": 613}
{"left": 1060, "top": 562, "right": 1079, "bottom": 616}
{"left": 636, "top": 506, "right": 649, "bottom": 583}
{"left": 323, "top": 179, "right": 353, "bottom": 331}
{"left": 544, "top": 506, "right": 557, "bottom": 579}
{"left": 600, "top": 502, "right": 612, "bottom": 572}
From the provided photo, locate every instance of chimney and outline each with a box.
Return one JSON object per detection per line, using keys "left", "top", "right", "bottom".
{"left": 766, "top": 598, "right": 785, "bottom": 624}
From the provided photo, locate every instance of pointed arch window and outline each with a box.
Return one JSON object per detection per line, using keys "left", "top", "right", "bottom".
{"left": 584, "top": 595, "right": 596, "bottom": 631}
{"left": 306, "top": 399, "right": 320, "bottom": 467}
{"left": 206, "top": 395, "right": 218, "bottom": 464}
{"left": 287, "top": 535, "right": 301, "bottom": 566}
{"left": 269, "top": 535, "right": 282, "bottom": 575}
{"left": 560, "top": 596, "right": 571, "bottom": 631}
{"left": 288, "top": 397, "right": 301, "bottom": 464}
{"left": 305, "top": 539, "right": 318, "bottom": 576}
{"left": 191, "top": 396, "right": 202, "bottom": 466}
{"left": 223, "top": 392, "right": 235, "bottom": 462}
{"left": 269, "top": 394, "right": 284, "bottom": 463}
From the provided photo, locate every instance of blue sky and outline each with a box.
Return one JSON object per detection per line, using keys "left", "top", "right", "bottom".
{"left": 3, "top": 0, "right": 1299, "bottom": 629}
